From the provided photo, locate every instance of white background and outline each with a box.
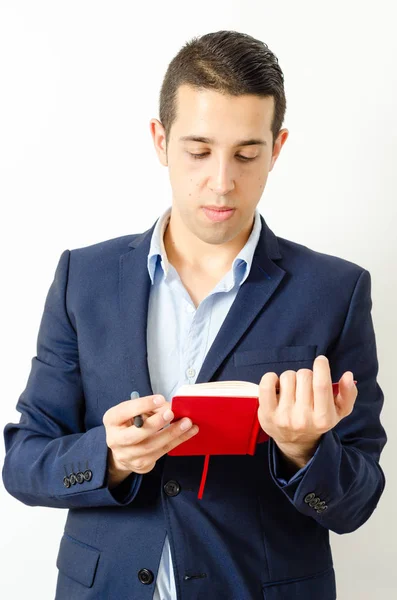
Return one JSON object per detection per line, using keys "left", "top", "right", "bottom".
{"left": 0, "top": 1, "right": 396, "bottom": 598}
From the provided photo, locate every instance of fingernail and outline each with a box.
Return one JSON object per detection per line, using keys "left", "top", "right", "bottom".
{"left": 163, "top": 408, "right": 173, "bottom": 421}
{"left": 317, "top": 355, "right": 328, "bottom": 361}
{"left": 154, "top": 395, "right": 166, "bottom": 405}
{"left": 180, "top": 418, "right": 192, "bottom": 431}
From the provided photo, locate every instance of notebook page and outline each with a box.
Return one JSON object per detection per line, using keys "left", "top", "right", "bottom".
{"left": 175, "top": 381, "right": 259, "bottom": 397}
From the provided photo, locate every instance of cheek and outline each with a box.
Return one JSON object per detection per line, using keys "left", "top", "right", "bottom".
{"left": 241, "top": 169, "right": 268, "bottom": 195}
{"left": 169, "top": 166, "right": 197, "bottom": 194}
{"left": 256, "top": 171, "right": 269, "bottom": 190}
{"left": 260, "top": 175, "right": 267, "bottom": 189}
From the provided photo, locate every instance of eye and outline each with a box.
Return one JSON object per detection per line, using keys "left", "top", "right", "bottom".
{"left": 188, "top": 152, "right": 256, "bottom": 162}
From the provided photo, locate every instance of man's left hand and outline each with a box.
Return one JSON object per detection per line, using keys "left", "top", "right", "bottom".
{"left": 258, "top": 355, "right": 358, "bottom": 468}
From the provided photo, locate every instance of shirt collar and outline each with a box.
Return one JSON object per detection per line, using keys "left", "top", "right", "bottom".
{"left": 147, "top": 207, "right": 172, "bottom": 283}
{"left": 147, "top": 206, "right": 262, "bottom": 286}
{"left": 231, "top": 208, "right": 262, "bottom": 286}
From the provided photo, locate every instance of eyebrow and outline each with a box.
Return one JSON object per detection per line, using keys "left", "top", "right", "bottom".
{"left": 179, "top": 135, "right": 267, "bottom": 147}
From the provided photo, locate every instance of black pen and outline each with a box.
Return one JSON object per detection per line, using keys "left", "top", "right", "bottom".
{"left": 130, "top": 391, "right": 144, "bottom": 427}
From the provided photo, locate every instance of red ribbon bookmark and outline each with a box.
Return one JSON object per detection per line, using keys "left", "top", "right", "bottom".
{"left": 198, "top": 455, "right": 211, "bottom": 500}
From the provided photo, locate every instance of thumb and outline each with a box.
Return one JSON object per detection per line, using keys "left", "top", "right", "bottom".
{"left": 334, "top": 372, "right": 357, "bottom": 419}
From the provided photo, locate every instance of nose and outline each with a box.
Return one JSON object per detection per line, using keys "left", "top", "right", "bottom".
{"left": 208, "top": 158, "right": 235, "bottom": 195}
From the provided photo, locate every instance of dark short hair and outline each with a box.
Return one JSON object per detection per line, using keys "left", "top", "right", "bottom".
{"left": 159, "top": 30, "right": 286, "bottom": 152}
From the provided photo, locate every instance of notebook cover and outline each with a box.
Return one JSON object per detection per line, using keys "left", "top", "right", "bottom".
{"left": 168, "top": 394, "right": 262, "bottom": 456}
{"left": 167, "top": 381, "right": 348, "bottom": 457}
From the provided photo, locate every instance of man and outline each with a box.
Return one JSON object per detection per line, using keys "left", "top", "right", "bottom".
{"left": 2, "top": 30, "right": 386, "bottom": 600}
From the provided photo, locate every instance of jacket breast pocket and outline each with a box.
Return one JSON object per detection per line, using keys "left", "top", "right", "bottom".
{"left": 262, "top": 566, "right": 336, "bottom": 599}
{"left": 56, "top": 533, "right": 101, "bottom": 588}
{"left": 234, "top": 345, "right": 318, "bottom": 366}
{"left": 232, "top": 345, "right": 318, "bottom": 382}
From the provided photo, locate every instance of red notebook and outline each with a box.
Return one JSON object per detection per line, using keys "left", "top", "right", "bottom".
{"left": 167, "top": 380, "right": 355, "bottom": 499}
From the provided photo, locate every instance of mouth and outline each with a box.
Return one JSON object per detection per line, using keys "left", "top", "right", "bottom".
{"left": 202, "top": 206, "right": 235, "bottom": 223}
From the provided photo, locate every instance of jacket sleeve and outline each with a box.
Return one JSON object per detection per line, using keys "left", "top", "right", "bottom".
{"left": 2, "top": 249, "right": 143, "bottom": 508}
{"left": 268, "top": 268, "right": 387, "bottom": 534}
{"left": 271, "top": 447, "right": 314, "bottom": 486}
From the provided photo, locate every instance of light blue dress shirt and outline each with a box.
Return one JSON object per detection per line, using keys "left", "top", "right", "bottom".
{"left": 146, "top": 207, "right": 313, "bottom": 600}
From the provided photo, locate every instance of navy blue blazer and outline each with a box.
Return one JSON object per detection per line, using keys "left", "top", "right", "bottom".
{"left": 2, "top": 215, "right": 386, "bottom": 600}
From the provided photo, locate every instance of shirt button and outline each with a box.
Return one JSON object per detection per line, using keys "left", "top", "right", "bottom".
{"left": 186, "top": 367, "right": 196, "bottom": 378}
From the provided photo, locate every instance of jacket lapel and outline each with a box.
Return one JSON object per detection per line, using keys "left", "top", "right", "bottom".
{"left": 196, "top": 216, "right": 286, "bottom": 384}
{"left": 119, "top": 224, "right": 156, "bottom": 398}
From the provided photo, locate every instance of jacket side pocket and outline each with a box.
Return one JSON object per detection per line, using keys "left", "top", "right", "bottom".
{"left": 56, "top": 533, "right": 101, "bottom": 588}
{"left": 262, "top": 566, "right": 336, "bottom": 599}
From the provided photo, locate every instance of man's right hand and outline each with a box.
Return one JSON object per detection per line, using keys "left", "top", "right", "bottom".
{"left": 103, "top": 394, "right": 199, "bottom": 489}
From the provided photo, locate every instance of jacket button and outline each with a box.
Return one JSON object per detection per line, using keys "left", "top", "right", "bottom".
{"left": 76, "top": 472, "right": 84, "bottom": 484}
{"left": 308, "top": 496, "right": 321, "bottom": 508}
{"left": 69, "top": 473, "right": 77, "bottom": 485}
{"left": 304, "top": 492, "right": 316, "bottom": 503}
{"left": 83, "top": 469, "right": 93, "bottom": 481}
{"left": 164, "top": 480, "right": 181, "bottom": 497}
{"left": 63, "top": 476, "right": 71, "bottom": 488}
{"left": 138, "top": 568, "right": 154, "bottom": 584}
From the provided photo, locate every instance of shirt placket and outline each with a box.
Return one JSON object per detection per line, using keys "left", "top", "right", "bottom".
{"left": 181, "top": 297, "right": 206, "bottom": 385}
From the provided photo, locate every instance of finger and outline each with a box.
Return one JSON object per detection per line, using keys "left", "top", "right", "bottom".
{"left": 121, "top": 413, "right": 197, "bottom": 456}
{"left": 128, "top": 422, "right": 200, "bottom": 473}
{"left": 277, "top": 370, "right": 296, "bottom": 409}
{"left": 334, "top": 371, "right": 357, "bottom": 419}
{"left": 127, "top": 412, "right": 151, "bottom": 427}
{"left": 295, "top": 369, "right": 314, "bottom": 410}
{"left": 103, "top": 394, "right": 166, "bottom": 427}
{"left": 312, "top": 355, "right": 334, "bottom": 419}
{"left": 156, "top": 419, "right": 200, "bottom": 454}
{"left": 259, "top": 372, "right": 279, "bottom": 413}
{"left": 132, "top": 404, "right": 170, "bottom": 426}
{"left": 119, "top": 404, "right": 175, "bottom": 446}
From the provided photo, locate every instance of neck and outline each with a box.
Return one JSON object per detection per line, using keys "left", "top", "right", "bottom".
{"left": 163, "top": 209, "right": 254, "bottom": 275}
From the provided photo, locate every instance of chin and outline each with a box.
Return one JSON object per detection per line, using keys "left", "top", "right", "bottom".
{"left": 196, "top": 227, "right": 236, "bottom": 246}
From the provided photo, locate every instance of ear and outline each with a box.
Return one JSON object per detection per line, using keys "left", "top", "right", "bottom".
{"left": 269, "top": 128, "right": 289, "bottom": 172}
{"left": 149, "top": 119, "right": 168, "bottom": 166}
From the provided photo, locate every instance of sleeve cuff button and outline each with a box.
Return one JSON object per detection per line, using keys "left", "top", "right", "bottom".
{"left": 83, "top": 469, "right": 93, "bottom": 481}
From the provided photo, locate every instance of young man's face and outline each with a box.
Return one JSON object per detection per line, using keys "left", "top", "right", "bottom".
{"left": 151, "top": 84, "right": 288, "bottom": 246}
